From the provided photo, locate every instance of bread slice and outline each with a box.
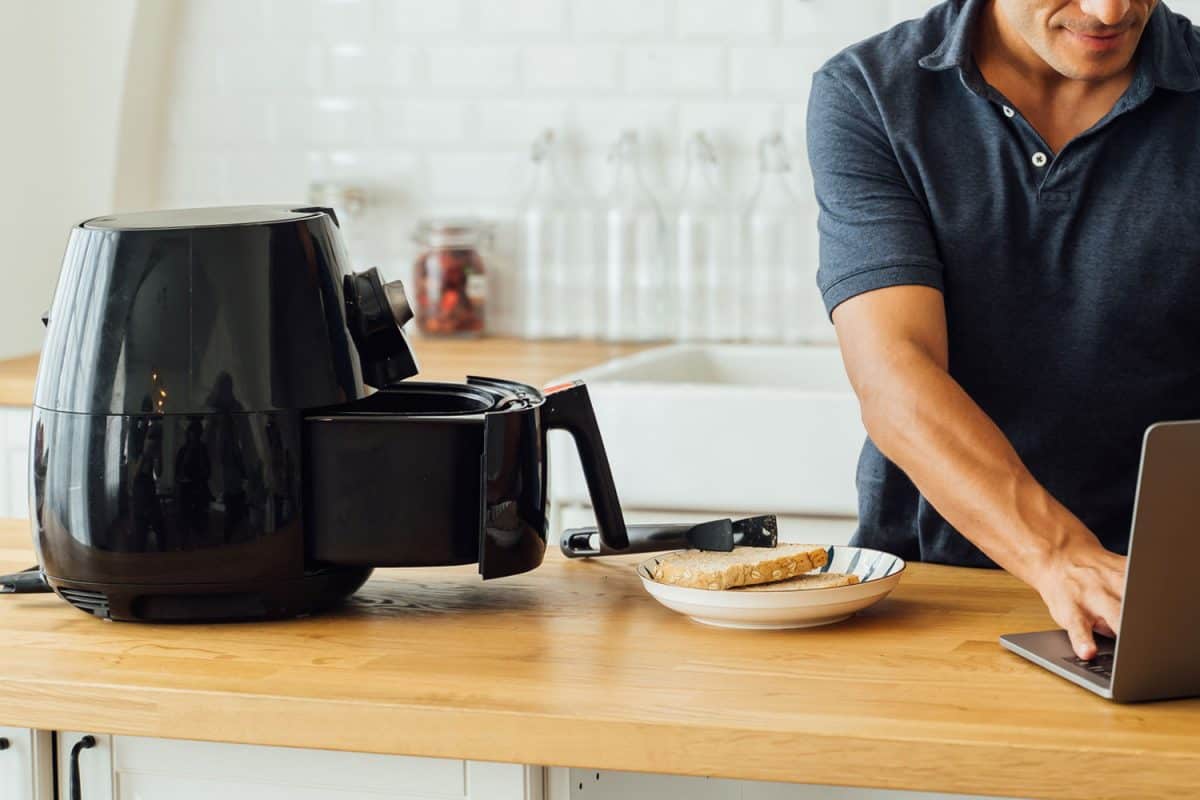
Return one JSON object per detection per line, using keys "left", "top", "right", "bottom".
{"left": 735, "top": 572, "right": 860, "bottom": 592}
{"left": 651, "top": 545, "right": 829, "bottom": 591}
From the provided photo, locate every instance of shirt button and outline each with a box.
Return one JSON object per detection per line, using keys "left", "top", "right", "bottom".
{"left": 1002, "top": 105, "right": 1015, "bottom": 118}
{"left": 1031, "top": 152, "right": 1048, "bottom": 167}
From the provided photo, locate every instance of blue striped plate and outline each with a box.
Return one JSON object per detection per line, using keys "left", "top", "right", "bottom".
{"left": 637, "top": 545, "right": 906, "bottom": 630}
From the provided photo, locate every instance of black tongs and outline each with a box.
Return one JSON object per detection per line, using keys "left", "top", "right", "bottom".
{"left": 561, "top": 514, "right": 778, "bottom": 558}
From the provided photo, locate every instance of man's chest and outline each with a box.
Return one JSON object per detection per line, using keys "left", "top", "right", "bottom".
{"left": 895, "top": 90, "right": 1200, "bottom": 331}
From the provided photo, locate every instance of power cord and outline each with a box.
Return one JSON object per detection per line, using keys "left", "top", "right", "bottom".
{"left": 0, "top": 566, "right": 51, "bottom": 593}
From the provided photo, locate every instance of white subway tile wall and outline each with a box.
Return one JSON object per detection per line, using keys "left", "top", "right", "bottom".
{"left": 159, "top": 0, "right": 1200, "bottom": 329}
{"left": 162, "top": 0, "right": 945, "bottom": 292}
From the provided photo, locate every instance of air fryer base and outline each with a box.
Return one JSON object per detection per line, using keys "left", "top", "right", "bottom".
{"left": 44, "top": 566, "right": 373, "bottom": 623}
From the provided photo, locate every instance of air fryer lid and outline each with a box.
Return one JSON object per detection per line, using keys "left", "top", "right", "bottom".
{"left": 36, "top": 205, "right": 418, "bottom": 415}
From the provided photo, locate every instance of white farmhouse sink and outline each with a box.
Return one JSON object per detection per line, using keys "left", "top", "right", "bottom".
{"left": 548, "top": 344, "right": 866, "bottom": 517}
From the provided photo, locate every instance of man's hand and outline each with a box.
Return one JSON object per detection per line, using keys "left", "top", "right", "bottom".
{"left": 1033, "top": 534, "right": 1127, "bottom": 660}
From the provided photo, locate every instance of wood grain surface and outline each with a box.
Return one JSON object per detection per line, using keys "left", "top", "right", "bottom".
{"left": 0, "top": 521, "right": 1195, "bottom": 798}
{"left": 0, "top": 354, "right": 38, "bottom": 407}
{"left": 0, "top": 337, "right": 648, "bottom": 406}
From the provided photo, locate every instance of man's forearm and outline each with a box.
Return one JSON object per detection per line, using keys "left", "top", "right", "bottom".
{"left": 832, "top": 285, "right": 1124, "bottom": 655}
{"left": 855, "top": 343, "right": 1089, "bottom": 584}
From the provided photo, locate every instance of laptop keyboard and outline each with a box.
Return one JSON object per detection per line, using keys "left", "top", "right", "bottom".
{"left": 1065, "top": 652, "right": 1115, "bottom": 679}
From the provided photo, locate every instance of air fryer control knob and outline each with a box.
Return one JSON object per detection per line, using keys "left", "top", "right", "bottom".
{"left": 344, "top": 268, "right": 420, "bottom": 388}
{"left": 384, "top": 280, "right": 414, "bottom": 327}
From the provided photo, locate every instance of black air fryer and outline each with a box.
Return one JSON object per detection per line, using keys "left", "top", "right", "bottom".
{"left": 30, "top": 205, "right": 629, "bottom": 622}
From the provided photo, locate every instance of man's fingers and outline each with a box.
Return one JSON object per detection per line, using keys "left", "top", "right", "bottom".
{"left": 1094, "top": 591, "right": 1123, "bottom": 638}
{"left": 1065, "top": 616, "right": 1097, "bottom": 660}
{"left": 1038, "top": 547, "right": 1127, "bottom": 661}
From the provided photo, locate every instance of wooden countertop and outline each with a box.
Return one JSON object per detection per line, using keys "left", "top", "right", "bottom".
{"left": 0, "top": 523, "right": 1195, "bottom": 798}
{"left": 0, "top": 337, "right": 648, "bottom": 407}
{"left": 0, "top": 354, "right": 38, "bottom": 407}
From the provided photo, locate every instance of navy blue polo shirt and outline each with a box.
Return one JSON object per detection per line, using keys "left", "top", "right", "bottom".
{"left": 806, "top": 0, "right": 1200, "bottom": 567}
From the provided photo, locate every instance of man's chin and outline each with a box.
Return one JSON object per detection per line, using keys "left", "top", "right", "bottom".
{"left": 1048, "top": 51, "right": 1137, "bottom": 82}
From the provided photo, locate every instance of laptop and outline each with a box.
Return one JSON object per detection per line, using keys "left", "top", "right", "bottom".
{"left": 1000, "top": 420, "right": 1200, "bottom": 703}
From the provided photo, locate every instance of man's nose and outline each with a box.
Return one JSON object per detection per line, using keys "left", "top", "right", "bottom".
{"left": 1078, "top": 0, "right": 1133, "bottom": 25}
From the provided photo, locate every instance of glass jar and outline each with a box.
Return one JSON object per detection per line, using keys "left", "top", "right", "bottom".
{"left": 411, "top": 218, "right": 490, "bottom": 337}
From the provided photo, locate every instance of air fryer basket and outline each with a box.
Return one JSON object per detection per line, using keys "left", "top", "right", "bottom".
{"left": 303, "top": 378, "right": 628, "bottom": 578}
{"left": 304, "top": 382, "right": 507, "bottom": 568}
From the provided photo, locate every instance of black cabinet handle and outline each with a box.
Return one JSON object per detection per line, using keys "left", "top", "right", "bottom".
{"left": 69, "top": 735, "right": 96, "bottom": 800}
{"left": 0, "top": 737, "right": 9, "bottom": 750}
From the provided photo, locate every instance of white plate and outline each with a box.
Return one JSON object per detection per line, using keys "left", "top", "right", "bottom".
{"left": 638, "top": 545, "right": 905, "bottom": 630}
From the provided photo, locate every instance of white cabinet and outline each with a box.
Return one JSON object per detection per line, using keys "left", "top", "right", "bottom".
{"left": 56, "top": 733, "right": 113, "bottom": 800}
{"left": 547, "top": 768, "right": 1024, "bottom": 800}
{"left": 58, "top": 733, "right": 541, "bottom": 800}
{"left": 0, "top": 727, "right": 53, "bottom": 800}
{"left": 0, "top": 406, "right": 30, "bottom": 519}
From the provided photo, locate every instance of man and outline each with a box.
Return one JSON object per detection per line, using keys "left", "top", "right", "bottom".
{"left": 806, "top": 0, "right": 1197, "bottom": 661}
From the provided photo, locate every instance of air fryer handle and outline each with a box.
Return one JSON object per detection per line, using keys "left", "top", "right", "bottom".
{"left": 543, "top": 381, "right": 629, "bottom": 551}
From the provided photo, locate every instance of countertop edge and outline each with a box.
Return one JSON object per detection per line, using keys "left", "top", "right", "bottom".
{"left": 0, "top": 676, "right": 1193, "bottom": 799}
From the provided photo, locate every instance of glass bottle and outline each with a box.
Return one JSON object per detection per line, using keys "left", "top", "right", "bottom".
{"left": 572, "top": 189, "right": 604, "bottom": 341}
{"left": 675, "top": 132, "right": 733, "bottom": 341}
{"left": 516, "top": 130, "right": 572, "bottom": 339}
{"left": 742, "top": 133, "right": 806, "bottom": 343}
{"left": 602, "top": 130, "right": 667, "bottom": 342}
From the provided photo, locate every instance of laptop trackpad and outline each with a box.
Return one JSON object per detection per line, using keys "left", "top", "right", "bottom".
{"left": 1001, "top": 629, "right": 1115, "bottom": 688}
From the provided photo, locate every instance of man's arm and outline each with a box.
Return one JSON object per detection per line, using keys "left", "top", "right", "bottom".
{"left": 832, "top": 285, "right": 1125, "bottom": 659}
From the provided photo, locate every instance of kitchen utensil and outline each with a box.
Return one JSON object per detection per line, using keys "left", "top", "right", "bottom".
{"left": 31, "top": 205, "right": 628, "bottom": 622}
{"left": 637, "top": 545, "right": 904, "bottom": 629}
{"left": 560, "top": 514, "right": 777, "bottom": 558}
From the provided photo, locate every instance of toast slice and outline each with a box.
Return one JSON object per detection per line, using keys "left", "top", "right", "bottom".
{"left": 735, "top": 572, "right": 860, "bottom": 591}
{"left": 651, "top": 545, "right": 829, "bottom": 590}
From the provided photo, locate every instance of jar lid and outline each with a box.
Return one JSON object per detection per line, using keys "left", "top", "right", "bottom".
{"left": 413, "top": 217, "right": 493, "bottom": 248}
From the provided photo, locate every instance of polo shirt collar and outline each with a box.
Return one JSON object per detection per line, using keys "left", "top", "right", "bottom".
{"left": 1141, "top": 2, "right": 1200, "bottom": 91}
{"left": 918, "top": 0, "right": 1200, "bottom": 93}
{"left": 917, "top": 0, "right": 980, "bottom": 74}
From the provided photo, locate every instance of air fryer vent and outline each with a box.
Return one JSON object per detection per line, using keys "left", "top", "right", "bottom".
{"left": 58, "top": 588, "right": 110, "bottom": 619}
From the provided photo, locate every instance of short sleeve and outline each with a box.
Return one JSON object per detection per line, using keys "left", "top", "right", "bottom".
{"left": 806, "top": 68, "right": 944, "bottom": 318}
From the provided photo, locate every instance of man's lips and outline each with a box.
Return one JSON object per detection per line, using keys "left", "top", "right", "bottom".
{"left": 1064, "top": 26, "right": 1132, "bottom": 52}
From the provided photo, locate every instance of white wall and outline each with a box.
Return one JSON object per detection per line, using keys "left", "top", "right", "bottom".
{"left": 0, "top": 2, "right": 143, "bottom": 359}
{"left": 158, "top": 0, "right": 942, "bottom": 308}
{"left": 16, "top": 0, "right": 1200, "bottom": 356}
{"left": 114, "top": 3, "right": 183, "bottom": 212}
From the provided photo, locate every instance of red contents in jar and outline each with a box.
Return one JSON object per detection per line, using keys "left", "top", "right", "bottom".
{"left": 412, "top": 220, "right": 488, "bottom": 336}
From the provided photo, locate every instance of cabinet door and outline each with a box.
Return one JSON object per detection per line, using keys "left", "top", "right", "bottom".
{"left": 56, "top": 732, "right": 114, "bottom": 800}
{"left": 106, "top": 736, "right": 541, "bottom": 800}
{"left": 547, "top": 768, "right": 1025, "bottom": 800}
{"left": 0, "top": 727, "right": 53, "bottom": 800}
